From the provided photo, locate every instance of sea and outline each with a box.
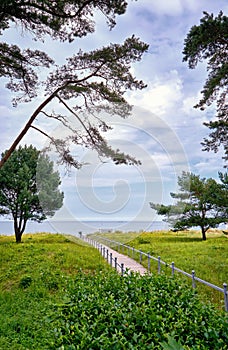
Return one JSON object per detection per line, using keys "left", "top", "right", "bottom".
{"left": 0, "top": 220, "right": 169, "bottom": 237}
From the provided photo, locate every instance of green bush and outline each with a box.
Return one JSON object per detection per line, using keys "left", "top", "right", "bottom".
{"left": 49, "top": 272, "right": 228, "bottom": 349}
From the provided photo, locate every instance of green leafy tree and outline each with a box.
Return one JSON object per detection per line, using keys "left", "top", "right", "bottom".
{"left": 183, "top": 11, "right": 228, "bottom": 165}
{"left": 150, "top": 171, "right": 228, "bottom": 240}
{"left": 0, "top": 145, "right": 64, "bottom": 242}
{"left": 0, "top": 0, "right": 148, "bottom": 169}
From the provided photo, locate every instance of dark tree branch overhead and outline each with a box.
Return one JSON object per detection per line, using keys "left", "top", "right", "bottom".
{"left": 0, "top": 0, "right": 129, "bottom": 98}
{"left": 0, "top": 0, "right": 148, "bottom": 169}
{"left": 56, "top": 94, "right": 97, "bottom": 147}
{"left": 30, "top": 125, "right": 83, "bottom": 169}
{"left": 0, "top": 0, "right": 128, "bottom": 39}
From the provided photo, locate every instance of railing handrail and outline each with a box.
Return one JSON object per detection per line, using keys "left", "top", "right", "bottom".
{"left": 86, "top": 235, "right": 228, "bottom": 312}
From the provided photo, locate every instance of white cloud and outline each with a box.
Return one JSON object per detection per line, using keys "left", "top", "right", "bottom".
{"left": 181, "top": 94, "right": 200, "bottom": 116}
{"left": 140, "top": 0, "right": 184, "bottom": 16}
{"left": 193, "top": 150, "right": 225, "bottom": 178}
{"left": 129, "top": 70, "right": 183, "bottom": 117}
{"left": 132, "top": 0, "right": 227, "bottom": 18}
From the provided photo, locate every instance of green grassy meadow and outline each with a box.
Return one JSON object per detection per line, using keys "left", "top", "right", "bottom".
{"left": 0, "top": 233, "right": 110, "bottom": 349}
{"left": 0, "top": 232, "right": 227, "bottom": 349}
{"left": 91, "top": 230, "right": 228, "bottom": 308}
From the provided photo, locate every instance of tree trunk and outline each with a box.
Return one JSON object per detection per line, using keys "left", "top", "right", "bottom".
{"left": 201, "top": 227, "right": 207, "bottom": 241}
{"left": 15, "top": 232, "right": 22, "bottom": 243}
{"left": 14, "top": 218, "right": 23, "bottom": 243}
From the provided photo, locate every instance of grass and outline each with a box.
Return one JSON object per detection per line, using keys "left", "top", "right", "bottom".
{"left": 0, "top": 232, "right": 110, "bottom": 349}
{"left": 0, "top": 233, "right": 108, "bottom": 289}
{"left": 92, "top": 230, "right": 142, "bottom": 244}
{"left": 0, "top": 231, "right": 227, "bottom": 349}
{"left": 91, "top": 229, "right": 228, "bottom": 309}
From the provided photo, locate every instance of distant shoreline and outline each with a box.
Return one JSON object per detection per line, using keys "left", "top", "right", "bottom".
{"left": 1, "top": 220, "right": 226, "bottom": 236}
{"left": 0, "top": 220, "right": 169, "bottom": 236}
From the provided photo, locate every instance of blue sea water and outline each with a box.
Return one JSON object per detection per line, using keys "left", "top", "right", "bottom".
{"left": 0, "top": 220, "right": 169, "bottom": 236}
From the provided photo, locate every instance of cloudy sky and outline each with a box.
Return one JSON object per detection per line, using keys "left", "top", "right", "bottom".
{"left": 1, "top": 0, "right": 227, "bottom": 225}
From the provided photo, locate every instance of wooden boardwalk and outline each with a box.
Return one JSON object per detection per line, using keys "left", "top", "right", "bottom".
{"left": 98, "top": 244, "right": 148, "bottom": 275}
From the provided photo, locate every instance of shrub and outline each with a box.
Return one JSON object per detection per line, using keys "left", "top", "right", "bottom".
{"left": 48, "top": 272, "right": 228, "bottom": 349}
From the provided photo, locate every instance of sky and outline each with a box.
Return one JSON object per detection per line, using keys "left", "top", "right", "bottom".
{"left": 0, "top": 0, "right": 227, "bottom": 226}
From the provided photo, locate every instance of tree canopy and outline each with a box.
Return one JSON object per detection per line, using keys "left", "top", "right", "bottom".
{"left": 183, "top": 11, "right": 228, "bottom": 165}
{"left": 0, "top": 0, "right": 148, "bottom": 169}
{"left": 150, "top": 171, "right": 228, "bottom": 240}
{"left": 0, "top": 0, "right": 127, "bottom": 38}
{"left": 0, "top": 0, "right": 128, "bottom": 98}
{"left": 0, "top": 145, "right": 64, "bottom": 242}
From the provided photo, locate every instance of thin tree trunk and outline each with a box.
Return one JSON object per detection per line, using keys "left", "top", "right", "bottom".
{"left": 201, "top": 209, "right": 207, "bottom": 241}
{"left": 201, "top": 227, "right": 207, "bottom": 241}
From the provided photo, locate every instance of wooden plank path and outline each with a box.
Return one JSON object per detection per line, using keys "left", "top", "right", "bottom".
{"left": 85, "top": 238, "right": 148, "bottom": 275}
{"left": 67, "top": 235, "right": 146, "bottom": 274}
{"left": 103, "top": 245, "right": 148, "bottom": 275}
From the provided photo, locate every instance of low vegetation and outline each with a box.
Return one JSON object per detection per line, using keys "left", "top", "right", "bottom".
{"left": 0, "top": 232, "right": 227, "bottom": 349}
{"left": 50, "top": 271, "right": 227, "bottom": 349}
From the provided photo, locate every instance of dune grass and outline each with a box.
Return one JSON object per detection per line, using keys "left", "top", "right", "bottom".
{"left": 0, "top": 232, "right": 110, "bottom": 349}
{"left": 91, "top": 230, "right": 228, "bottom": 309}
{"left": 0, "top": 233, "right": 108, "bottom": 290}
